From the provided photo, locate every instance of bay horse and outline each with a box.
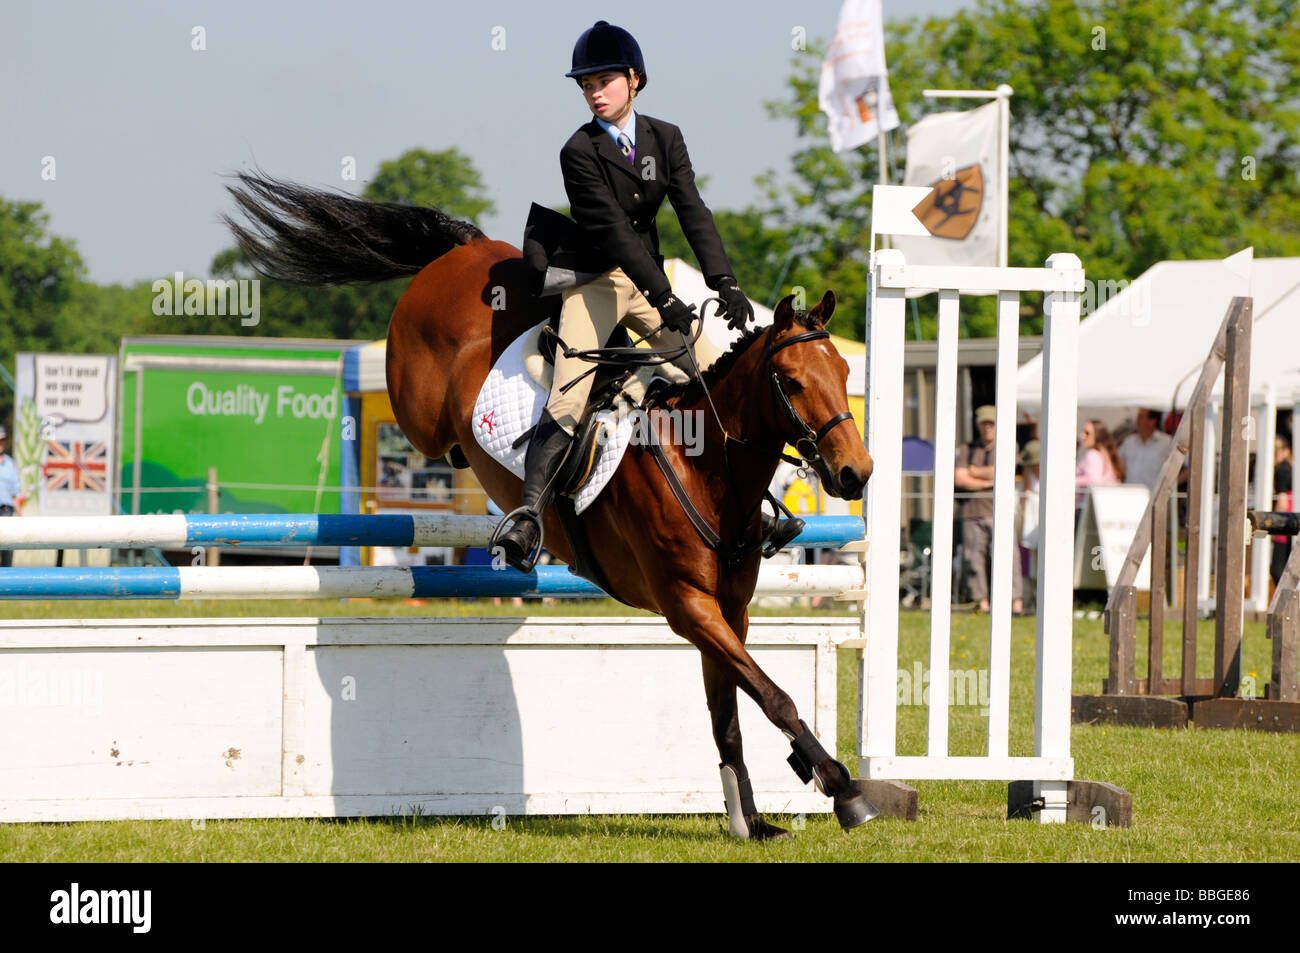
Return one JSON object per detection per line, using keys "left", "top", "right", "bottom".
{"left": 225, "top": 172, "right": 877, "bottom": 838}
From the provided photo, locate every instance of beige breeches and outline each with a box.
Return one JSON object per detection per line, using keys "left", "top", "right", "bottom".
{"left": 547, "top": 267, "right": 724, "bottom": 434}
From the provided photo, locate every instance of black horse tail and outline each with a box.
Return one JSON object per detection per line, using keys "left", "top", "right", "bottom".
{"left": 222, "top": 170, "right": 486, "bottom": 285}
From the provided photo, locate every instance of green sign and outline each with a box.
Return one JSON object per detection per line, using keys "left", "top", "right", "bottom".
{"left": 119, "top": 338, "right": 351, "bottom": 515}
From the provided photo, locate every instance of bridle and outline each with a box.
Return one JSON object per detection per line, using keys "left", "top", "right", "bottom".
{"left": 762, "top": 325, "right": 855, "bottom": 481}
{"left": 660, "top": 314, "right": 856, "bottom": 563}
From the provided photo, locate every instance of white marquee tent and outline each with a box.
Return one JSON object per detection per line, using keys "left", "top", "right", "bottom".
{"left": 1016, "top": 249, "right": 1300, "bottom": 411}
{"left": 1014, "top": 248, "right": 1300, "bottom": 614}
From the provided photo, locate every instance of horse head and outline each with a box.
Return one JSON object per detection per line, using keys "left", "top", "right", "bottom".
{"left": 764, "top": 290, "right": 873, "bottom": 500}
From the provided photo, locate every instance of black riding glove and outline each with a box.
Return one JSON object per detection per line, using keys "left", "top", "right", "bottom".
{"left": 654, "top": 293, "right": 696, "bottom": 335}
{"left": 716, "top": 277, "right": 754, "bottom": 331}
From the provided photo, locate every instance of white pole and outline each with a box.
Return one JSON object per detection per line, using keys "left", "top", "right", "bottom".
{"left": 997, "top": 84, "right": 1012, "bottom": 269}
{"left": 1036, "top": 252, "right": 1083, "bottom": 823}
{"left": 926, "top": 289, "right": 960, "bottom": 757}
{"left": 862, "top": 248, "right": 908, "bottom": 765}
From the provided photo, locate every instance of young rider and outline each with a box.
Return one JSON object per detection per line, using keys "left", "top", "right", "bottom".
{"left": 495, "top": 20, "right": 800, "bottom": 572}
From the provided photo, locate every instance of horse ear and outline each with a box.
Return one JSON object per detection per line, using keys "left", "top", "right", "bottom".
{"left": 774, "top": 293, "right": 797, "bottom": 327}
{"left": 810, "top": 290, "right": 836, "bottom": 326}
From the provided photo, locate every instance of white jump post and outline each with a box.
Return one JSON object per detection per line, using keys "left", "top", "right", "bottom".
{"left": 863, "top": 249, "right": 1083, "bottom": 823}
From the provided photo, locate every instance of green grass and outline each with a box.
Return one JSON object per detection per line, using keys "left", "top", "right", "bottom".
{"left": 1, "top": 601, "right": 1295, "bottom": 862}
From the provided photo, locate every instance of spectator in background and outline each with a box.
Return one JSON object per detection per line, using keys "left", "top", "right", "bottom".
{"left": 955, "top": 405, "right": 1025, "bottom": 615}
{"left": 1076, "top": 419, "right": 1124, "bottom": 507}
{"left": 1273, "top": 431, "right": 1293, "bottom": 584}
{"left": 1017, "top": 440, "right": 1041, "bottom": 611}
{"left": 1119, "top": 408, "right": 1173, "bottom": 492}
{"left": 0, "top": 427, "right": 19, "bottom": 568}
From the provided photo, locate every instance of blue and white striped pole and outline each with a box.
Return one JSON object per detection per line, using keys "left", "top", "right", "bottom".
{"left": 0, "top": 513, "right": 865, "bottom": 551}
{"left": 0, "top": 563, "right": 865, "bottom": 601}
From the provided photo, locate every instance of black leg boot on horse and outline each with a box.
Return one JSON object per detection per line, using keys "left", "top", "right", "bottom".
{"left": 493, "top": 409, "right": 575, "bottom": 572}
{"left": 786, "top": 720, "right": 878, "bottom": 829}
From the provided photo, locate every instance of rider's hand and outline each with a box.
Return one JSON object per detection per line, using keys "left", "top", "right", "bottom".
{"left": 716, "top": 277, "right": 754, "bottom": 331}
{"left": 655, "top": 293, "right": 696, "bottom": 335}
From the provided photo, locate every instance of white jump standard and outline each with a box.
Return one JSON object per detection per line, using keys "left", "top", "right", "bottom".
{"left": 861, "top": 250, "right": 1131, "bottom": 826}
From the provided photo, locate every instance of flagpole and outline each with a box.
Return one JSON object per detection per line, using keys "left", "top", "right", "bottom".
{"left": 876, "top": 126, "right": 890, "bottom": 252}
{"left": 997, "top": 84, "right": 1011, "bottom": 268}
{"left": 878, "top": 126, "right": 889, "bottom": 187}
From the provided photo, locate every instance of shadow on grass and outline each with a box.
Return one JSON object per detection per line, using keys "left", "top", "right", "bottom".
{"left": 304, "top": 813, "right": 812, "bottom": 843}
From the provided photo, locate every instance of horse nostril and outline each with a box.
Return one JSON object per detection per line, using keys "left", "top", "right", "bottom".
{"left": 840, "top": 466, "right": 865, "bottom": 498}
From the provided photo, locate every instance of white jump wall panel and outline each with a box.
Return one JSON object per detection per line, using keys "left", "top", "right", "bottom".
{"left": 0, "top": 616, "right": 848, "bottom": 822}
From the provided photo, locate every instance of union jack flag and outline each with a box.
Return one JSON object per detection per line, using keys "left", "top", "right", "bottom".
{"left": 43, "top": 440, "right": 108, "bottom": 492}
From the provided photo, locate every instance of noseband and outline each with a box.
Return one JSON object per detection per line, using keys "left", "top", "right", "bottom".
{"left": 764, "top": 326, "right": 855, "bottom": 476}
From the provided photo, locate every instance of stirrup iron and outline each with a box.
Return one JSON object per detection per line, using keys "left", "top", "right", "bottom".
{"left": 489, "top": 506, "right": 545, "bottom": 572}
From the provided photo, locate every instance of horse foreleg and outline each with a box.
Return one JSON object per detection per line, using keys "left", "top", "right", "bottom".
{"left": 668, "top": 590, "right": 877, "bottom": 831}
{"left": 701, "top": 656, "right": 790, "bottom": 841}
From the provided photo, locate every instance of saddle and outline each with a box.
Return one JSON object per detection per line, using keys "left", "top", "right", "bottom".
{"left": 479, "top": 297, "right": 663, "bottom": 606}
{"left": 516, "top": 301, "right": 659, "bottom": 498}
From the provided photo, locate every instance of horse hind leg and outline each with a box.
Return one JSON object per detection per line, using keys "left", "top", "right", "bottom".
{"left": 702, "top": 656, "right": 790, "bottom": 841}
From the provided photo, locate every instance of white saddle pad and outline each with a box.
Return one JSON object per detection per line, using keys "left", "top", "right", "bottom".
{"left": 471, "top": 329, "right": 636, "bottom": 514}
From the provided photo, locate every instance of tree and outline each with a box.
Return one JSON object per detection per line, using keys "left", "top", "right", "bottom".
{"left": 366, "top": 149, "right": 495, "bottom": 222}
{"left": 0, "top": 198, "right": 86, "bottom": 421}
{"left": 761, "top": 0, "right": 1300, "bottom": 340}
{"left": 655, "top": 204, "right": 795, "bottom": 309}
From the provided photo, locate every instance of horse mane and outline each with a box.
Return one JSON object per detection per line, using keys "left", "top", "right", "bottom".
{"left": 654, "top": 311, "right": 824, "bottom": 405}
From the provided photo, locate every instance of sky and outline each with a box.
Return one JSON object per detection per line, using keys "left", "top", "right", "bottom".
{"left": 1, "top": 0, "right": 970, "bottom": 287}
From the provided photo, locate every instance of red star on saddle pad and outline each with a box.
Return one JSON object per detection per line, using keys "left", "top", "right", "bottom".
{"left": 479, "top": 410, "right": 496, "bottom": 435}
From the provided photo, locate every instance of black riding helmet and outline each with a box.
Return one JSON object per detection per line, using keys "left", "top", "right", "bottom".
{"left": 565, "top": 20, "right": 646, "bottom": 91}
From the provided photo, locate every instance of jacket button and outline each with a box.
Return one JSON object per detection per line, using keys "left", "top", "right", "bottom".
{"left": 633, "top": 193, "right": 641, "bottom": 200}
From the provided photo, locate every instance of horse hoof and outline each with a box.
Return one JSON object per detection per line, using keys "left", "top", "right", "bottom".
{"left": 833, "top": 792, "right": 879, "bottom": 830}
{"left": 746, "top": 814, "right": 793, "bottom": 842}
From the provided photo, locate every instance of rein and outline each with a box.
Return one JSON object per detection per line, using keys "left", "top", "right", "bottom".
{"left": 651, "top": 315, "right": 857, "bottom": 564}
{"left": 544, "top": 298, "right": 855, "bottom": 563}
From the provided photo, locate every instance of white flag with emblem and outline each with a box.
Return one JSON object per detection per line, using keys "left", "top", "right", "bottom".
{"left": 818, "top": 0, "right": 900, "bottom": 153}
{"left": 889, "top": 100, "right": 1000, "bottom": 267}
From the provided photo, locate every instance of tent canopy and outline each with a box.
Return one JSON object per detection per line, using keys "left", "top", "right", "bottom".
{"left": 1016, "top": 250, "right": 1300, "bottom": 411}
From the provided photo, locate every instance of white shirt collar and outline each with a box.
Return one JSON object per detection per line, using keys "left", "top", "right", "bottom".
{"left": 596, "top": 109, "right": 637, "bottom": 148}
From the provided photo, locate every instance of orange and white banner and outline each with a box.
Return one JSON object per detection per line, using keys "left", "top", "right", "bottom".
{"left": 818, "top": 0, "right": 900, "bottom": 153}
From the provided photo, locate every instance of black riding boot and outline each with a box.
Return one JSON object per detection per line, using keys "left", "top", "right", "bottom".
{"left": 761, "top": 492, "right": 806, "bottom": 557}
{"left": 494, "top": 410, "right": 574, "bottom": 572}
{"left": 761, "top": 512, "right": 805, "bottom": 557}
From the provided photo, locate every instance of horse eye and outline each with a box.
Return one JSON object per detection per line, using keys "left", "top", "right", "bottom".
{"left": 782, "top": 375, "right": 803, "bottom": 393}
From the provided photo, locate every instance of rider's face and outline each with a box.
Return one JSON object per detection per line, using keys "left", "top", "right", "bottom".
{"left": 581, "top": 71, "right": 635, "bottom": 126}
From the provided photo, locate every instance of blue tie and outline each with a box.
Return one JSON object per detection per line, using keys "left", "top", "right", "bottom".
{"left": 617, "top": 133, "right": 634, "bottom": 163}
